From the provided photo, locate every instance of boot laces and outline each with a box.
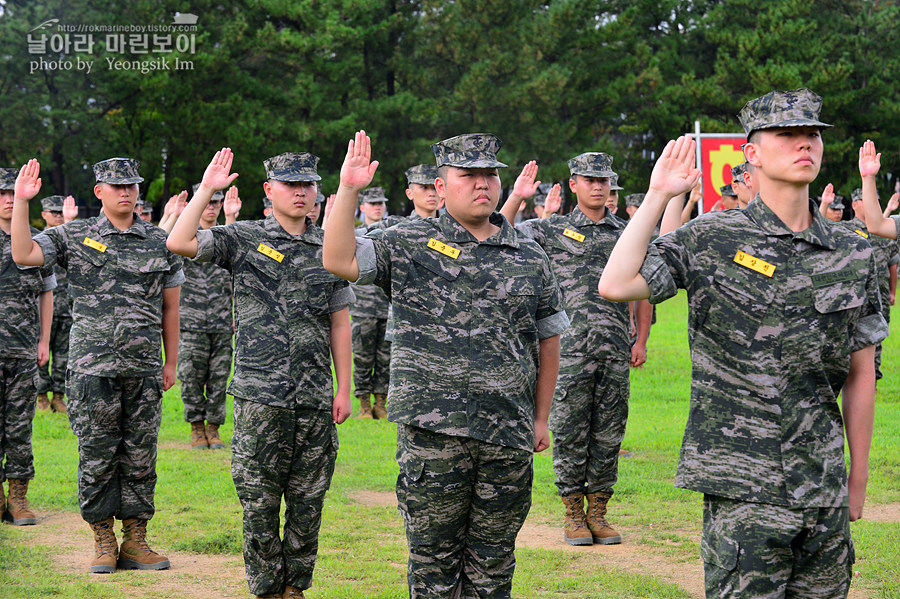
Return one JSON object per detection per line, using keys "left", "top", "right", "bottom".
{"left": 95, "top": 523, "right": 116, "bottom": 556}
{"left": 129, "top": 522, "right": 159, "bottom": 555}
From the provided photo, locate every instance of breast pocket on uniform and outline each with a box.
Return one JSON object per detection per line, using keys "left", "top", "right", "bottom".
{"left": 123, "top": 251, "right": 171, "bottom": 298}
{"left": 813, "top": 279, "right": 867, "bottom": 342}
{"left": 404, "top": 253, "right": 460, "bottom": 318}
{"left": 240, "top": 249, "right": 283, "bottom": 293}
{"left": 703, "top": 269, "right": 775, "bottom": 348}
{"left": 504, "top": 275, "right": 539, "bottom": 333}
{"left": 303, "top": 271, "right": 337, "bottom": 316}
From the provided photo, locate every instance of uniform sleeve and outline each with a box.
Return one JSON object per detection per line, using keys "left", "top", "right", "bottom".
{"left": 328, "top": 281, "right": 355, "bottom": 313}
{"left": 850, "top": 251, "right": 889, "bottom": 352}
{"left": 355, "top": 232, "right": 393, "bottom": 295}
{"left": 640, "top": 226, "right": 694, "bottom": 304}
{"left": 892, "top": 215, "right": 900, "bottom": 240}
{"left": 890, "top": 239, "right": 900, "bottom": 267}
{"left": 515, "top": 218, "right": 541, "bottom": 242}
{"left": 535, "top": 251, "right": 569, "bottom": 339}
{"left": 32, "top": 226, "right": 66, "bottom": 269}
{"left": 40, "top": 271, "right": 57, "bottom": 292}
{"left": 164, "top": 251, "right": 185, "bottom": 288}
{"left": 195, "top": 225, "right": 238, "bottom": 271}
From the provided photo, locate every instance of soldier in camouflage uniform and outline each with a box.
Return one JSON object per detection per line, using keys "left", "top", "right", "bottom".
{"left": 35, "top": 194, "right": 71, "bottom": 413}
{"left": 730, "top": 162, "right": 756, "bottom": 209}
{"left": 11, "top": 157, "right": 183, "bottom": 573}
{"left": 178, "top": 184, "right": 233, "bottom": 449}
{"left": 606, "top": 174, "right": 623, "bottom": 216}
{"left": 820, "top": 191, "right": 847, "bottom": 223}
{"left": 624, "top": 192, "right": 644, "bottom": 218}
{"left": 323, "top": 131, "right": 569, "bottom": 599}
{"left": 350, "top": 187, "right": 391, "bottom": 419}
{"left": 501, "top": 152, "right": 651, "bottom": 546}
{"left": 719, "top": 184, "right": 739, "bottom": 210}
{"left": 0, "top": 167, "right": 55, "bottom": 526}
{"left": 262, "top": 196, "right": 273, "bottom": 217}
{"left": 599, "top": 89, "right": 886, "bottom": 598}
{"left": 308, "top": 186, "right": 325, "bottom": 225}
{"left": 167, "top": 148, "right": 353, "bottom": 599}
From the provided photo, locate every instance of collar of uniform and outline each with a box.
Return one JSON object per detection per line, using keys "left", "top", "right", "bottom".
{"left": 436, "top": 211, "right": 519, "bottom": 248}
{"left": 848, "top": 217, "right": 868, "bottom": 232}
{"left": 568, "top": 205, "right": 619, "bottom": 228}
{"left": 744, "top": 196, "right": 838, "bottom": 250}
{"left": 96, "top": 213, "right": 148, "bottom": 238}
{"left": 264, "top": 213, "right": 322, "bottom": 244}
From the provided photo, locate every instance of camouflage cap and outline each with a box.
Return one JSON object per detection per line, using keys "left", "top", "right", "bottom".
{"left": 141, "top": 204, "right": 153, "bottom": 215}
{"left": 738, "top": 88, "right": 833, "bottom": 136}
{"left": 720, "top": 184, "right": 738, "bottom": 198}
{"left": 134, "top": 194, "right": 144, "bottom": 208}
{"left": 731, "top": 162, "right": 749, "bottom": 182}
{"left": 264, "top": 152, "right": 322, "bottom": 182}
{"left": 405, "top": 164, "right": 439, "bottom": 186}
{"left": 431, "top": 134, "right": 507, "bottom": 169}
{"left": 360, "top": 186, "right": 388, "bottom": 204}
{"left": 93, "top": 157, "right": 144, "bottom": 185}
{"left": 316, "top": 189, "right": 326, "bottom": 204}
{"left": 829, "top": 195, "right": 846, "bottom": 211}
{"left": 610, "top": 174, "right": 623, "bottom": 191}
{"left": 262, "top": 196, "right": 272, "bottom": 209}
{"left": 851, "top": 188, "right": 863, "bottom": 202}
{"left": 0, "top": 167, "right": 17, "bottom": 191}
{"left": 625, "top": 193, "right": 645, "bottom": 208}
{"left": 533, "top": 182, "right": 552, "bottom": 207}
{"left": 192, "top": 183, "right": 224, "bottom": 202}
{"left": 568, "top": 152, "right": 615, "bottom": 178}
{"left": 40, "top": 195, "right": 65, "bottom": 210}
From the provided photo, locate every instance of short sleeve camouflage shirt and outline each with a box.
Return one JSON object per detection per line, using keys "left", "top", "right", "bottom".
{"left": 355, "top": 211, "right": 569, "bottom": 451}
{"left": 179, "top": 230, "right": 233, "bottom": 332}
{"left": 194, "top": 215, "right": 353, "bottom": 410}
{"left": 1, "top": 226, "right": 56, "bottom": 358}
{"left": 639, "top": 198, "right": 888, "bottom": 508}
{"left": 33, "top": 215, "right": 184, "bottom": 376}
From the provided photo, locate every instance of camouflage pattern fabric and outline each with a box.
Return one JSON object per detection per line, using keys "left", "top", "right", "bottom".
{"left": 610, "top": 174, "right": 623, "bottom": 191}
{"left": 92, "top": 157, "right": 144, "bottom": 184}
{"left": 405, "top": 164, "right": 438, "bottom": 186}
{"left": 702, "top": 495, "right": 853, "bottom": 599}
{"left": 193, "top": 215, "right": 353, "bottom": 409}
{"left": 231, "top": 399, "right": 337, "bottom": 596}
{"left": 40, "top": 195, "right": 65, "bottom": 211}
{"left": 639, "top": 197, "right": 887, "bottom": 508}
{"left": 355, "top": 211, "right": 569, "bottom": 452}
{"left": 179, "top": 257, "right": 233, "bottom": 332}
{"left": 431, "top": 134, "right": 507, "bottom": 169}
{"left": 35, "top": 312, "right": 71, "bottom": 395}
{"left": 350, "top": 317, "right": 390, "bottom": 397}
{"left": 2, "top": 227, "right": 56, "bottom": 360}
{"left": 851, "top": 188, "right": 863, "bottom": 203}
{"left": 0, "top": 359, "right": 38, "bottom": 484}
{"left": 567, "top": 152, "right": 615, "bottom": 177}
{"left": 33, "top": 215, "right": 185, "bottom": 377}
{"left": 731, "top": 162, "right": 749, "bottom": 181}
{"left": 720, "top": 184, "right": 738, "bottom": 198}
{"left": 177, "top": 331, "right": 233, "bottom": 425}
{"left": 550, "top": 355, "right": 628, "bottom": 496}
{"left": 738, "top": 88, "right": 832, "bottom": 135}
{"left": 843, "top": 217, "right": 900, "bottom": 379}
{"left": 625, "top": 193, "right": 645, "bottom": 208}
{"left": 396, "top": 424, "right": 532, "bottom": 599}
{"left": 349, "top": 225, "right": 390, "bottom": 318}
{"left": 0, "top": 167, "right": 17, "bottom": 190}
{"left": 517, "top": 207, "right": 632, "bottom": 496}
{"left": 830, "top": 195, "right": 846, "bottom": 211}
{"left": 359, "top": 187, "right": 388, "bottom": 204}
{"left": 67, "top": 372, "right": 163, "bottom": 523}
{"left": 263, "top": 152, "right": 321, "bottom": 182}
{"left": 532, "top": 183, "right": 552, "bottom": 207}
{"left": 191, "top": 183, "right": 224, "bottom": 202}
{"left": 380, "top": 211, "right": 425, "bottom": 230}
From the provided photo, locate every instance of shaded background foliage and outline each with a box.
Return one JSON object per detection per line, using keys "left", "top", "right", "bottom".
{"left": 2, "top": 0, "right": 900, "bottom": 218}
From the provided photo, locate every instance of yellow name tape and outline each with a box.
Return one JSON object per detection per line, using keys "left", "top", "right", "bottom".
{"left": 563, "top": 228, "right": 585, "bottom": 243}
{"left": 257, "top": 243, "right": 284, "bottom": 263}
{"left": 734, "top": 250, "right": 775, "bottom": 277}
{"left": 427, "top": 238, "right": 461, "bottom": 259}
{"left": 855, "top": 229, "right": 869, "bottom": 239}
{"left": 83, "top": 237, "right": 107, "bottom": 253}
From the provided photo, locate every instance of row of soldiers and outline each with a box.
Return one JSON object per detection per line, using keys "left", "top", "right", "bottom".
{"left": 0, "top": 85, "right": 889, "bottom": 599}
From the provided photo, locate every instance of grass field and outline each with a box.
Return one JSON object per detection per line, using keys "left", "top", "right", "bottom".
{"left": 1, "top": 291, "right": 898, "bottom": 598}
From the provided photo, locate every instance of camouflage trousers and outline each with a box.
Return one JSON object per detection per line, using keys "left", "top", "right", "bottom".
{"left": 231, "top": 398, "right": 338, "bottom": 596}
{"left": 702, "top": 495, "right": 854, "bottom": 599}
{"left": 875, "top": 306, "right": 890, "bottom": 380}
{"left": 549, "top": 354, "right": 629, "bottom": 497}
{"left": 177, "top": 330, "right": 233, "bottom": 425}
{"left": 66, "top": 372, "right": 162, "bottom": 523}
{"left": 396, "top": 424, "right": 533, "bottom": 599}
{"left": 0, "top": 359, "right": 37, "bottom": 484}
{"left": 351, "top": 317, "right": 390, "bottom": 396}
{"left": 35, "top": 315, "right": 71, "bottom": 395}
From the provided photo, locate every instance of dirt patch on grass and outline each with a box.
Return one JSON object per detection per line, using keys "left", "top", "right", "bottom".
{"left": 349, "top": 490, "right": 396, "bottom": 508}
{"left": 21, "top": 511, "right": 249, "bottom": 599}
{"left": 864, "top": 502, "right": 900, "bottom": 523}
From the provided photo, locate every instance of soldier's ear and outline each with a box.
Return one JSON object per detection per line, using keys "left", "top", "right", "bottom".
{"left": 262, "top": 181, "right": 273, "bottom": 199}
{"left": 405, "top": 188, "right": 414, "bottom": 201}
{"left": 744, "top": 143, "right": 762, "bottom": 168}
{"left": 434, "top": 176, "right": 447, "bottom": 198}
{"left": 93, "top": 183, "right": 103, "bottom": 200}
{"left": 568, "top": 177, "right": 577, "bottom": 193}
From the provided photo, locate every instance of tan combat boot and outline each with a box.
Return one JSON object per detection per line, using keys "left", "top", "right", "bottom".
{"left": 190, "top": 421, "right": 208, "bottom": 450}
{"left": 50, "top": 394, "right": 67, "bottom": 414}
{"left": 118, "top": 518, "right": 170, "bottom": 570}
{"left": 205, "top": 422, "right": 225, "bottom": 449}
{"left": 357, "top": 396, "right": 373, "bottom": 419}
{"left": 36, "top": 393, "right": 50, "bottom": 411}
{"left": 561, "top": 494, "right": 593, "bottom": 546}
{"left": 3, "top": 479, "right": 37, "bottom": 525}
{"left": 89, "top": 517, "right": 118, "bottom": 573}
{"left": 372, "top": 394, "right": 388, "bottom": 419}
{"left": 283, "top": 586, "right": 306, "bottom": 598}
{"left": 586, "top": 492, "right": 622, "bottom": 545}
